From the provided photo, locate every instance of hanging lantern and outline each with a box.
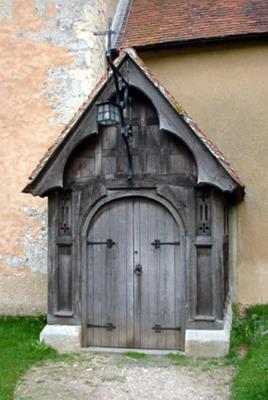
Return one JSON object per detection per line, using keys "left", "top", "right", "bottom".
{"left": 96, "top": 101, "right": 121, "bottom": 126}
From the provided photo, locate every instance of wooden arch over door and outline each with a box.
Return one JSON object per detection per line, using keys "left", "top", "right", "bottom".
{"left": 81, "top": 192, "right": 186, "bottom": 350}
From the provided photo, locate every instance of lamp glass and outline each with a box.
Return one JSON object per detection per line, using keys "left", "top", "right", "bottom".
{"left": 97, "top": 102, "right": 121, "bottom": 126}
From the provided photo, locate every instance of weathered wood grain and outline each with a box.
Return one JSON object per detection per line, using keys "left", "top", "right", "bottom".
{"left": 64, "top": 89, "right": 197, "bottom": 187}
{"left": 46, "top": 87, "right": 230, "bottom": 348}
{"left": 84, "top": 197, "right": 184, "bottom": 350}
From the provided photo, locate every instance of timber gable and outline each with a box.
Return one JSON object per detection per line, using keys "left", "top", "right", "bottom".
{"left": 23, "top": 48, "right": 244, "bottom": 200}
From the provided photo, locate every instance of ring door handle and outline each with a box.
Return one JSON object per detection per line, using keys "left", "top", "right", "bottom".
{"left": 134, "top": 264, "right": 142, "bottom": 276}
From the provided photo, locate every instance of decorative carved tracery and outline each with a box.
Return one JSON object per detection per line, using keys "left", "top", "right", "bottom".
{"left": 197, "top": 190, "right": 211, "bottom": 235}
{"left": 59, "top": 192, "right": 71, "bottom": 235}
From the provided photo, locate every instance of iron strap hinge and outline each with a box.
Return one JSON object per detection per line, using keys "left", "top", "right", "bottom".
{"left": 87, "top": 322, "right": 116, "bottom": 331}
{"left": 152, "top": 324, "right": 181, "bottom": 333}
{"left": 87, "top": 239, "right": 116, "bottom": 248}
{"left": 151, "top": 239, "right": 180, "bottom": 249}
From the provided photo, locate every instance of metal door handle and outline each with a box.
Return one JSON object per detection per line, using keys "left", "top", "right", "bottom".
{"left": 134, "top": 264, "right": 142, "bottom": 275}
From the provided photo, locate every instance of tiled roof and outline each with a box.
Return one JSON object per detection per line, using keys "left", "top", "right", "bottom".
{"left": 116, "top": 0, "right": 268, "bottom": 49}
{"left": 24, "top": 48, "right": 244, "bottom": 194}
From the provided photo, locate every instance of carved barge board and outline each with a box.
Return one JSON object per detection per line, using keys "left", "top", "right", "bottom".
{"left": 23, "top": 52, "right": 244, "bottom": 200}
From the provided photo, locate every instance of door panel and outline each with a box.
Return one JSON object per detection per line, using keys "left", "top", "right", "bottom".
{"left": 86, "top": 200, "right": 134, "bottom": 347}
{"left": 86, "top": 197, "right": 184, "bottom": 349}
{"left": 134, "top": 199, "right": 182, "bottom": 349}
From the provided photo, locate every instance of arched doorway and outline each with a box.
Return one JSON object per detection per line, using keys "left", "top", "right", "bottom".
{"left": 82, "top": 195, "right": 185, "bottom": 350}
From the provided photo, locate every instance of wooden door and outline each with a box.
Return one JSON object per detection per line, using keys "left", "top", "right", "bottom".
{"left": 85, "top": 197, "right": 184, "bottom": 349}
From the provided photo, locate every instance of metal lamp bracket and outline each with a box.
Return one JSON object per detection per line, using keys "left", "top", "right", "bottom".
{"left": 94, "top": 18, "right": 133, "bottom": 180}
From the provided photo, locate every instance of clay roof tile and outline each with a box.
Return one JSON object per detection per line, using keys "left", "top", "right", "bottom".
{"left": 116, "top": 0, "right": 268, "bottom": 49}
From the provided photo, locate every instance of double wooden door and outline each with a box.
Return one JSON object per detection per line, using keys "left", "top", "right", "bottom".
{"left": 85, "top": 197, "right": 184, "bottom": 349}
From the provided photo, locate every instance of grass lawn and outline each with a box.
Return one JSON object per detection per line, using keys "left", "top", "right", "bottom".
{"left": 229, "top": 304, "right": 268, "bottom": 400}
{"left": 0, "top": 316, "right": 65, "bottom": 400}
{"left": 0, "top": 306, "right": 268, "bottom": 400}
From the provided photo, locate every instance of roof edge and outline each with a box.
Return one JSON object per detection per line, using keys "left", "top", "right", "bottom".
{"left": 111, "top": 0, "right": 131, "bottom": 50}
{"left": 115, "top": 31, "right": 268, "bottom": 53}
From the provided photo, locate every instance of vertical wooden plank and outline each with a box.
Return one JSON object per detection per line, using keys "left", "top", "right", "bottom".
{"left": 92, "top": 211, "right": 102, "bottom": 346}
{"left": 196, "top": 246, "right": 213, "bottom": 316}
{"left": 168, "top": 154, "right": 184, "bottom": 174}
{"left": 115, "top": 199, "right": 134, "bottom": 347}
{"left": 148, "top": 200, "right": 158, "bottom": 349}
{"left": 156, "top": 204, "right": 167, "bottom": 349}
{"left": 116, "top": 201, "right": 125, "bottom": 347}
{"left": 102, "top": 126, "right": 117, "bottom": 150}
{"left": 138, "top": 198, "right": 150, "bottom": 349}
{"left": 133, "top": 199, "right": 141, "bottom": 347}
{"left": 174, "top": 218, "right": 182, "bottom": 349}
{"left": 186, "top": 187, "right": 197, "bottom": 324}
{"left": 139, "top": 105, "right": 147, "bottom": 174}
{"left": 116, "top": 125, "right": 128, "bottom": 175}
{"left": 110, "top": 202, "right": 118, "bottom": 347}
{"left": 109, "top": 202, "right": 119, "bottom": 346}
{"left": 86, "top": 219, "right": 94, "bottom": 346}
{"left": 57, "top": 245, "right": 72, "bottom": 311}
{"left": 48, "top": 193, "right": 58, "bottom": 316}
{"left": 162, "top": 209, "right": 175, "bottom": 349}
{"left": 146, "top": 125, "right": 161, "bottom": 175}
{"left": 94, "top": 133, "right": 102, "bottom": 176}
{"left": 146, "top": 154, "right": 159, "bottom": 174}
{"left": 105, "top": 203, "right": 117, "bottom": 346}
{"left": 211, "top": 191, "right": 225, "bottom": 320}
{"left": 113, "top": 203, "right": 120, "bottom": 346}
{"left": 160, "top": 132, "right": 169, "bottom": 175}
{"left": 72, "top": 190, "right": 81, "bottom": 320}
{"left": 127, "top": 199, "right": 135, "bottom": 346}
{"left": 175, "top": 219, "right": 185, "bottom": 349}
{"left": 101, "top": 203, "right": 112, "bottom": 346}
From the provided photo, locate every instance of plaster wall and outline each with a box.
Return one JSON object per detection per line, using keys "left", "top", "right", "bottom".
{"left": 140, "top": 42, "right": 268, "bottom": 304}
{"left": 0, "top": 0, "right": 118, "bottom": 314}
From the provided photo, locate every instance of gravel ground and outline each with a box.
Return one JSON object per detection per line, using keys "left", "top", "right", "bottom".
{"left": 14, "top": 352, "right": 235, "bottom": 400}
